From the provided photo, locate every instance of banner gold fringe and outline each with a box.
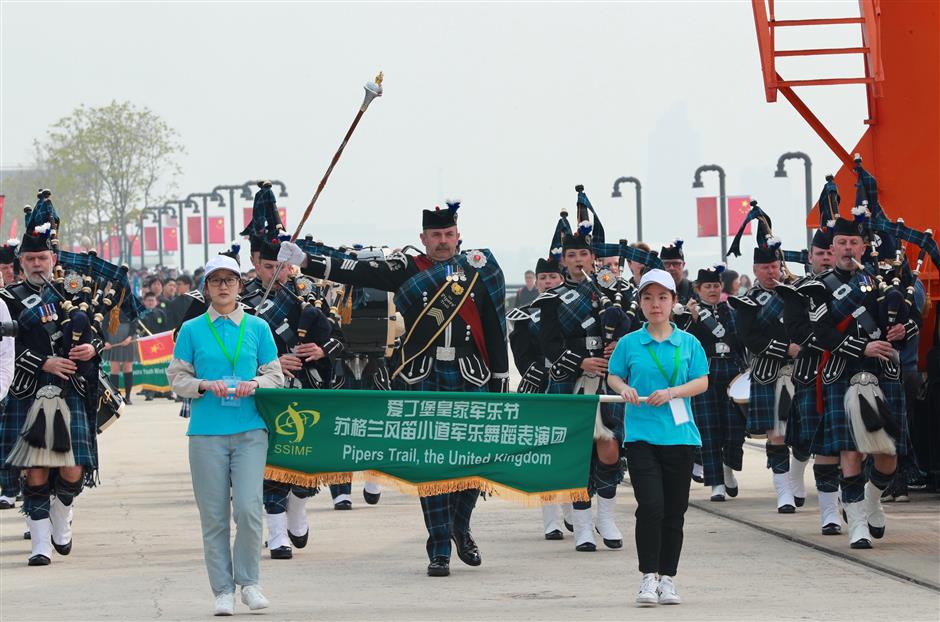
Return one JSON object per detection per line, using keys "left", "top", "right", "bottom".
{"left": 262, "top": 466, "right": 589, "bottom": 507}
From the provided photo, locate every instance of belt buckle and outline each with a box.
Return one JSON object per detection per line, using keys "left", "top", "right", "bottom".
{"left": 715, "top": 342, "right": 730, "bottom": 354}
{"left": 435, "top": 346, "right": 456, "bottom": 362}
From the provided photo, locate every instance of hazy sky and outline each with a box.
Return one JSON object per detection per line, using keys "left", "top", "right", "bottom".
{"left": 1, "top": 1, "right": 871, "bottom": 279}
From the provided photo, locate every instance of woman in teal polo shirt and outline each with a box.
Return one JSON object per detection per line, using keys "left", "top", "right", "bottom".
{"left": 607, "top": 269, "right": 709, "bottom": 608}
{"left": 167, "top": 255, "right": 283, "bottom": 616}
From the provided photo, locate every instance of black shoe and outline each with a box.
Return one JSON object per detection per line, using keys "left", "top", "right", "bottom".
{"left": 334, "top": 500, "right": 352, "bottom": 510}
{"left": 868, "top": 523, "right": 885, "bottom": 539}
{"left": 778, "top": 504, "right": 796, "bottom": 514}
{"left": 451, "top": 531, "right": 482, "bottom": 566}
{"left": 575, "top": 542, "right": 597, "bottom": 552}
{"left": 24, "top": 530, "right": 31, "bottom": 540}
{"left": 725, "top": 486, "right": 739, "bottom": 498}
{"left": 15, "top": 493, "right": 23, "bottom": 502}
{"left": 821, "top": 523, "right": 842, "bottom": 536}
{"left": 691, "top": 473, "right": 704, "bottom": 484}
{"left": 544, "top": 529, "right": 564, "bottom": 541}
{"left": 710, "top": 494, "right": 726, "bottom": 502}
{"left": 794, "top": 496, "right": 805, "bottom": 508}
{"left": 270, "top": 545, "right": 293, "bottom": 559}
{"left": 0, "top": 499, "right": 14, "bottom": 510}
{"left": 427, "top": 556, "right": 450, "bottom": 577}
{"left": 563, "top": 520, "right": 573, "bottom": 532}
{"left": 363, "top": 490, "right": 381, "bottom": 505}
{"left": 850, "top": 538, "right": 872, "bottom": 549}
{"left": 288, "top": 530, "right": 309, "bottom": 549}
{"left": 145, "top": 395, "right": 154, "bottom": 401}
{"left": 28, "top": 554, "right": 50, "bottom": 566}
{"left": 52, "top": 538, "right": 72, "bottom": 556}
{"left": 124, "top": 398, "right": 133, "bottom": 406}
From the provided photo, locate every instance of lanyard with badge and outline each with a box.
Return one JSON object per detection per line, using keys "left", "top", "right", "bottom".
{"left": 646, "top": 344, "right": 690, "bottom": 425}
{"left": 205, "top": 313, "right": 246, "bottom": 408}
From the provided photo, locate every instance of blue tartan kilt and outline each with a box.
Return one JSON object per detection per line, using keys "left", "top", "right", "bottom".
{"left": 819, "top": 375, "right": 909, "bottom": 456}
{"left": 0, "top": 391, "right": 98, "bottom": 479}
{"left": 747, "top": 380, "right": 777, "bottom": 434}
{"left": 392, "top": 358, "right": 487, "bottom": 393}
{"left": 786, "top": 381, "right": 822, "bottom": 454}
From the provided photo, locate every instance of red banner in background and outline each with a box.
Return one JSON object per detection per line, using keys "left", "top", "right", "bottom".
{"left": 144, "top": 226, "right": 158, "bottom": 249}
{"left": 696, "top": 197, "right": 718, "bottom": 237}
{"left": 7, "top": 217, "right": 16, "bottom": 241}
{"left": 164, "top": 227, "right": 178, "bottom": 251}
{"left": 727, "top": 196, "right": 752, "bottom": 235}
{"left": 131, "top": 236, "right": 141, "bottom": 257}
{"left": 187, "top": 217, "right": 202, "bottom": 244}
{"left": 0, "top": 195, "right": 5, "bottom": 227}
{"left": 209, "top": 217, "right": 226, "bottom": 244}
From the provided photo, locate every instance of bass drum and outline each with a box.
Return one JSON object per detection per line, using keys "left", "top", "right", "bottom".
{"left": 96, "top": 370, "right": 126, "bottom": 434}
{"left": 727, "top": 369, "right": 751, "bottom": 421}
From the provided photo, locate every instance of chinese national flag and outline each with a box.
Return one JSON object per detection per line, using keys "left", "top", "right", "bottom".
{"left": 696, "top": 197, "right": 718, "bottom": 237}
{"left": 144, "top": 226, "right": 158, "bottom": 249}
{"left": 209, "top": 217, "right": 226, "bottom": 244}
{"left": 0, "top": 194, "right": 5, "bottom": 225}
{"left": 137, "top": 331, "right": 175, "bottom": 365}
{"left": 187, "top": 217, "right": 202, "bottom": 244}
{"left": 164, "top": 226, "right": 178, "bottom": 251}
{"left": 131, "top": 236, "right": 141, "bottom": 257}
{"left": 728, "top": 196, "right": 752, "bottom": 235}
{"left": 7, "top": 217, "right": 16, "bottom": 240}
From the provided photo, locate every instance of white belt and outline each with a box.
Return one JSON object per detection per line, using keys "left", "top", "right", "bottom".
{"left": 435, "top": 346, "right": 456, "bottom": 361}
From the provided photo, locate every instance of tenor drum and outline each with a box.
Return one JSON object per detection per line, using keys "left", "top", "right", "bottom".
{"left": 728, "top": 369, "right": 751, "bottom": 404}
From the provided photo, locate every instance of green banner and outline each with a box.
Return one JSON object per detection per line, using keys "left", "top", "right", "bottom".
{"left": 108, "top": 360, "right": 171, "bottom": 393}
{"left": 254, "top": 389, "right": 599, "bottom": 504}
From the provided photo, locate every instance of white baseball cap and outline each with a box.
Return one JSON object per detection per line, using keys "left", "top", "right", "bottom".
{"left": 203, "top": 255, "right": 241, "bottom": 280}
{"left": 637, "top": 268, "right": 677, "bottom": 294}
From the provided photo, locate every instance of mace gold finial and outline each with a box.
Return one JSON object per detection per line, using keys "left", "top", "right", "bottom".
{"left": 374, "top": 71, "right": 384, "bottom": 86}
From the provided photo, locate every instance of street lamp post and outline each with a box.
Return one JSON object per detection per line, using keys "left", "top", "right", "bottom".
{"left": 185, "top": 192, "right": 225, "bottom": 266}
{"left": 611, "top": 176, "right": 643, "bottom": 241}
{"left": 164, "top": 199, "right": 197, "bottom": 273}
{"left": 692, "top": 164, "right": 728, "bottom": 260}
{"left": 774, "top": 151, "right": 813, "bottom": 250}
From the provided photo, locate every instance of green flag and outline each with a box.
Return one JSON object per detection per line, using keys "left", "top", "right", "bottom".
{"left": 254, "top": 389, "right": 600, "bottom": 505}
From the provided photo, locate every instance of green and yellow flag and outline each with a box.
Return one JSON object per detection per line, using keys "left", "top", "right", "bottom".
{"left": 254, "top": 389, "right": 600, "bottom": 505}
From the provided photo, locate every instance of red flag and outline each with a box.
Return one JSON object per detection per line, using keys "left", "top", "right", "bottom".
{"left": 187, "top": 217, "right": 202, "bottom": 244}
{"left": 7, "top": 217, "right": 16, "bottom": 240}
{"left": 727, "top": 196, "right": 752, "bottom": 235}
{"left": 0, "top": 195, "right": 5, "bottom": 226}
{"left": 137, "top": 331, "right": 175, "bottom": 365}
{"left": 164, "top": 227, "right": 178, "bottom": 251}
{"left": 144, "top": 226, "right": 158, "bottom": 249}
{"left": 109, "top": 236, "right": 121, "bottom": 258}
{"left": 131, "top": 236, "right": 141, "bottom": 257}
{"left": 696, "top": 197, "right": 718, "bottom": 237}
{"left": 243, "top": 208, "right": 252, "bottom": 229}
{"left": 209, "top": 217, "right": 225, "bottom": 244}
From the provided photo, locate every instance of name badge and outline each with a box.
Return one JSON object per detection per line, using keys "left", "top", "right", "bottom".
{"left": 220, "top": 376, "right": 241, "bottom": 408}
{"left": 668, "top": 398, "right": 690, "bottom": 426}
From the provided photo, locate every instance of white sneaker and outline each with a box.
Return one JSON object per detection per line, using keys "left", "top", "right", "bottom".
{"left": 241, "top": 585, "right": 270, "bottom": 611}
{"left": 214, "top": 592, "right": 235, "bottom": 616}
{"left": 635, "top": 573, "right": 659, "bottom": 606}
{"left": 658, "top": 575, "right": 682, "bottom": 604}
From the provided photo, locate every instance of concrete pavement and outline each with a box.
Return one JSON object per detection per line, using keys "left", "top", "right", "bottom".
{"left": 1, "top": 400, "right": 938, "bottom": 621}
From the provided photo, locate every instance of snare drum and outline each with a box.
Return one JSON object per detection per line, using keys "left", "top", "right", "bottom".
{"left": 96, "top": 370, "right": 125, "bottom": 434}
{"left": 728, "top": 369, "right": 751, "bottom": 421}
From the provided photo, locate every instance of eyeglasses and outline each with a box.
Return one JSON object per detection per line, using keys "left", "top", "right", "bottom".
{"left": 207, "top": 276, "right": 239, "bottom": 288}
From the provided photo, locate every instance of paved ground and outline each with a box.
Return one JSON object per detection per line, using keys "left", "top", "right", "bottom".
{"left": 2, "top": 400, "right": 938, "bottom": 621}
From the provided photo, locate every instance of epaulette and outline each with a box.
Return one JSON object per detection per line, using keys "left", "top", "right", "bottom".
{"left": 185, "top": 290, "right": 205, "bottom": 303}
{"left": 0, "top": 287, "right": 13, "bottom": 301}
{"left": 506, "top": 307, "right": 532, "bottom": 322}
{"left": 727, "top": 294, "right": 757, "bottom": 310}
{"left": 531, "top": 290, "right": 559, "bottom": 304}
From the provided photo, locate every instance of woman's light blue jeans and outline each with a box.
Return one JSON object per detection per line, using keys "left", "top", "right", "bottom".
{"left": 189, "top": 429, "right": 268, "bottom": 596}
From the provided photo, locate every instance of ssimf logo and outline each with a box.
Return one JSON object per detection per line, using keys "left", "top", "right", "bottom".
{"left": 274, "top": 402, "right": 320, "bottom": 443}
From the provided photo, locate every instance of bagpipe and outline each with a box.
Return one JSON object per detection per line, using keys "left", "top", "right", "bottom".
{"left": 9, "top": 253, "right": 140, "bottom": 467}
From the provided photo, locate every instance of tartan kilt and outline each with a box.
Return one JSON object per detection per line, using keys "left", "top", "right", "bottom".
{"left": 786, "top": 381, "right": 822, "bottom": 455}
{"left": 0, "top": 391, "right": 98, "bottom": 483}
{"left": 693, "top": 358, "right": 744, "bottom": 482}
{"left": 392, "top": 358, "right": 488, "bottom": 393}
{"left": 747, "top": 380, "right": 776, "bottom": 434}
{"left": 818, "top": 375, "right": 909, "bottom": 456}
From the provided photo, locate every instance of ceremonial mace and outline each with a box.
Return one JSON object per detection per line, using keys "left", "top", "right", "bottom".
{"left": 257, "top": 72, "right": 384, "bottom": 308}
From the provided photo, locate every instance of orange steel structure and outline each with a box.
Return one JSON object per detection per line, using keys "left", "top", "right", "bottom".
{"left": 751, "top": 0, "right": 940, "bottom": 362}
